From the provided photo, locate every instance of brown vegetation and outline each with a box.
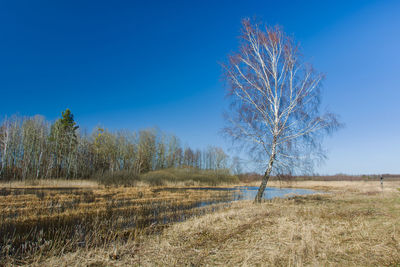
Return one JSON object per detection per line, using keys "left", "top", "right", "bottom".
{"left": 98, "top": 168, "right": 239, "bottom": 187}
{"left": 38, "top": 181, "right": 400, "bottom": 266}
{"left": 237, "top": 173, "right": 400, "bottom": 183}
{"left": 0, "top": 183, "right": 237, "bottom": 265}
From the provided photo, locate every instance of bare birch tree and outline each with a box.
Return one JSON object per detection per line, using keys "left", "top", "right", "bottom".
{"left": 0, "top": 117, "right": 10, "bottom": 178}
{"left": 223, "top": 19, "right": 340, "bottom": 202}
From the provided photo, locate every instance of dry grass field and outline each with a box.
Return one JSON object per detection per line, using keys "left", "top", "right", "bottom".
{"left": 1, "top": 180, "right": 399, "bottom": 266}
{"left": 0, "top": 181, "right": 237, "bottom": 266}
{"left": 36, "top": 180, "right": 400, "bottom": 267}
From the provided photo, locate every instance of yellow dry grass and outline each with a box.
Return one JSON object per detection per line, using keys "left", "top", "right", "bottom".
{"left": 0, "top": 178, "right": 239, "bottom": 189}
{"left": 0, "top": 183, "right": 241, "bottom": 266}
{"left": 0, "top": 179, "right": 100, "bottom": 189}
{"left": 35, "top": 181, "right": 400, "bottom": 267}
{"left": 267, "top": 180, "right": 400, "bottom": 193}
{"left": 0, "top": 186, "right": 234, "bottom": 226}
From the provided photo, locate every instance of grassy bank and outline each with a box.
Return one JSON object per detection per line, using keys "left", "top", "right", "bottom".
{"left": 97, "top": 168, "right": 239, "bottom": 186}
{"left": 0, "top": 168, "right": 239, "bottom": 188}
{"left": 38, "top": 181, "right": 400, "bottom": 266}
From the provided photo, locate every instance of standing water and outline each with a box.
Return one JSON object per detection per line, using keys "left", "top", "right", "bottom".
{"left": 156, "top": 186, "right": 321, "bottom": 206}
{"left": 233, "top": 186, "right": 320, "bottom": 201}
{"left": 0, "top": 185, "right": 321, "bottom": 261}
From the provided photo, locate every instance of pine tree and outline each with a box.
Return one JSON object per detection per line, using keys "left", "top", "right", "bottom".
{"left": 49, "top": 109, "right": 79, "bottom": 178}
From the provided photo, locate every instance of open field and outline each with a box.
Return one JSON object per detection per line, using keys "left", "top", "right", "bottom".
{"left": 36, "top": 180, "right": 400, "bottom": 267}
{"left": 1, "top": 180, "right": 399, "bottom": 266}
{"left": 259, "top": 180, "right": 400, "bottom": 192}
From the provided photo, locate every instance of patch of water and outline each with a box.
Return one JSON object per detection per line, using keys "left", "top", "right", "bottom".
{"left": 157, "top": 186, "right": 321, "bottom": 206}
{"left": 232, "top": 186, "right": 320, "bottom": 201}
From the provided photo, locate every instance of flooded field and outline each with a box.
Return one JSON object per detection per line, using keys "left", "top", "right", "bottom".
{"left": 0, "top": 185, "right": 319, "bottom": 264}
{"left": 156, "top": 186, "right": 320, "bottom": 202}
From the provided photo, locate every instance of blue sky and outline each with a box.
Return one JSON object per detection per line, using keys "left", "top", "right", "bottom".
{"left": 0, "top": 0, "right": 399, "bottom": 174}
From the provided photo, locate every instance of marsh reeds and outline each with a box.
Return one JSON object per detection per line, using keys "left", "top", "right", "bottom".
{"left": 39, "top": 181, "right": 400, "bottom": 267}
{"left": 0, "top": 185, "right": 238, "bottom": 265}
{"left": 97, "top": 168, "right": 239, "bottom": 186}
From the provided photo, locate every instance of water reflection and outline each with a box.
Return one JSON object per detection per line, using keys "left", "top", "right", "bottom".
{"left": 233, "top": 186, "right": 320, "bottom": 201}
{"left": 157, "top": 186, "right": 321, "bottom": 206}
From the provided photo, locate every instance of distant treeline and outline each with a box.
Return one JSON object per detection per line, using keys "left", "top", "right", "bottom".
{"left": 238, "top": 173, "right": 400, "bottom": 183}
{"left": 0, "top": 110, "right": 233, "bottom": 181}
{"left": 294, "top": 174, "right": 400, "bottom": 181}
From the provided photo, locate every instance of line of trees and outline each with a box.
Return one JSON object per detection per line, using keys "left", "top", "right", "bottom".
{"left": 0, "top": 110, "right": 232, "bottom": 181}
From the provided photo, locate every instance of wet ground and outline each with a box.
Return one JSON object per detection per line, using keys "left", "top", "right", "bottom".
{"left": 155, "top": 186, "right": 321, "bottom": 204}
{"left": 0, "top": 185, "right": 321, "bottom": 261}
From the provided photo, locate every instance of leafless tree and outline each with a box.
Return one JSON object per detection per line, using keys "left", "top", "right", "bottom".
{"left": 223, "top": 19, "right": 340, "bottom": 202}
{"left": 0, "top": 117, "right": 10, "bottom": 178}
{"left": 0, "top": 113, "right": 233, "bottom": 181}
{"left": 230, "top": 156, "right": 243, "bottom": 175}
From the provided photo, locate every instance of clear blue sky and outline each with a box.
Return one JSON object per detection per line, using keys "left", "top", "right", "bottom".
{"left": 1, "top": 0, "right": 399, "bottom": 175}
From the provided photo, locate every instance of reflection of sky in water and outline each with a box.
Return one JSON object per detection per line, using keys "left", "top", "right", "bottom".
{"left": 196, "top": 187, "right": 320, "bottom": 207}
{"left": 232, "top": 186, "right": 320, "bottom": 201}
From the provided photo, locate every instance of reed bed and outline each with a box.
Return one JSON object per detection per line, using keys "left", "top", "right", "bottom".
{"left": 39, "top": 181, "right": 400, "bottom": 267}
{"left": 0, "top": 185, "right": 237, "bottom": 265}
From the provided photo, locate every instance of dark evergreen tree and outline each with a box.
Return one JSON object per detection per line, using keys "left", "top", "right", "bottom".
{"left": 49, "top": 109, "right": 79, "bottom": 178}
